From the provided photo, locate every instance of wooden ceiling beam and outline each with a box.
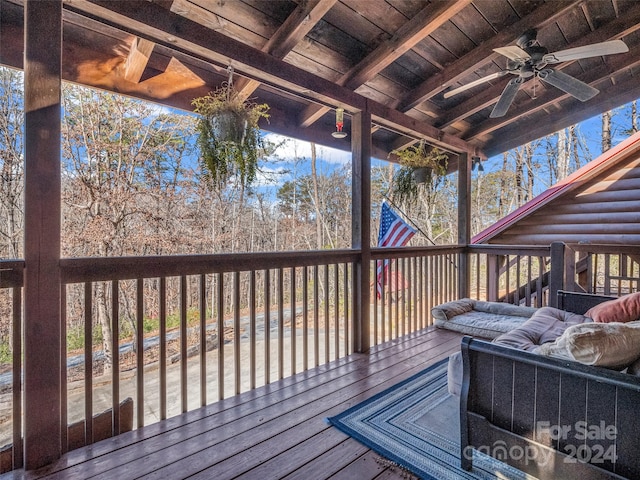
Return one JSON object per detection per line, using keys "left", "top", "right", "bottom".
{"left": 123, "top": 37, "right": 155, "bottom": 83}
{"left": 63, "top": 0, "right": 476, "bottom": 154}
{"left": 436, "top": 5, "right": 640, "bottom": 130}
{"left": 395, "top": 0, "right": 581, "bottom": 112}
{"left": 230, "top": 0, "right": 337, "bottom": 101}
{"left": 298, "top": 0, "right": 471, "bottom": 128}
{"left": 264, "top": 0, "right": 337, "bottom": 60}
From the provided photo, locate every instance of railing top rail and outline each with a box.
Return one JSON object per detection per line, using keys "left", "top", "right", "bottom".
{"left": 566, "top": 244, "right": 640, "bottom": 255}
{"left": 371, "top": 245, "right": 462, "bottom": 260}
{"left": 0, "top": 260, "right": 25, "bottom": 288}
{"left": 60, "top": 249, "right": 360, "bottom": 283}
{"left": 467, "top": 244, "right": 552, "bottom": 256}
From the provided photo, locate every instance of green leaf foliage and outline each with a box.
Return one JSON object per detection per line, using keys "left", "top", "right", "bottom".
{"left": 192, "top": 86, "right": 270, "bottom": 188}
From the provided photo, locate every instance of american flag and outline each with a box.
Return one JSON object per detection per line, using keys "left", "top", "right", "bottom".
{"left": 376, "top": 201, "right": 416, "bottom": 297}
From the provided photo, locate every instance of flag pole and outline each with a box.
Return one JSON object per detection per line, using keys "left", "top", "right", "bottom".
{"left": 381, "top": 194, "right": 437, "bottom": 246}
{"left": 381, "top": 194, "right": 457, "bottom": 269}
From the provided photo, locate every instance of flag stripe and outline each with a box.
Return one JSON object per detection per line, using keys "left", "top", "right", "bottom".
{"left": 376, "top": 202, "right": 416, "bottom": 297}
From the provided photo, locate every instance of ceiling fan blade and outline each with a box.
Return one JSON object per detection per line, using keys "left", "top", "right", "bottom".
{"left": 443, "top": 71, "right": 510, "bottom": 99}
{"left": 543, "top": 39, "right": 628, "bottom": 63}
{"left": 538, "top": 68, "right": 599, "bottom": 101}
{"left": 490, "top": 77, "right": 523, "bottom": 118}
{"left": 493, "top": 45, "right": 530, "bottom": 62}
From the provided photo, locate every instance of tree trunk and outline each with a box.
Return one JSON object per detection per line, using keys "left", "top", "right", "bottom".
{"left": 557, "top": 128, "right": 569, "bottom": 181}
{"left": 602, "top": 110, "right": 612, "bottom": 152}
{"left": 95, "top": 281, "right": 113, "bottom": 375}
{"left": 310, "top": 142, "right": 322, "bottom": 249}
{"left": 496, "top": 152, "right": 507, "bottom": 218}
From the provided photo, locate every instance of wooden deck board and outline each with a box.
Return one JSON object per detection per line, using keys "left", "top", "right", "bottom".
{"left": 8, "top": 327, "right": 463, "bottom": 480}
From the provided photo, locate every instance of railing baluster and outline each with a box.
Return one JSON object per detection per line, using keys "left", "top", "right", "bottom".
{"left": 392, "top": 259, "right": 398, "bottom": 339}
{"left": 233, "top": 271, "right": 241, "bottom": 395}
{"left": 160, "top": 277, "right": 167, "bottom": 420}
{"left": 302, "top": 267, "right": 308, "bottom": 371}
{"left": 12, "top": 282, "right": 23, "bottom": 469}
{"left": 249, "top": 270, "right": 256, "bottom": 391}
{"left": 277, "top": 268, "right": 284, "bottom": 379}
{"left": 199, "top": 274, "right": 207, "bottom": 407}
{"left": 217, "top": 273, "right": 224, "bottom": 400}
{"left": 313, "top": 265, "right": 319, "bottom": 367}
{"left": 380, "top": 258, "right": 386, "bottom": 342}
{"left": 111, "top": 280, "right": 120, "bottom": 434}
{"left": 344, "top": 262, "right": 349, "bottom": 356}
{"left": 60, "top": 284, "right": 68, "bottom": 453}
{"left": 264, "top": 269, "right": 270, "bottom": 385}
{"left": 80, "top": 283, "right": 93, "bottom": 444}
{"left": 333, "top": 264, "right": 339, "bottom": 360}
{"left": 136, "top": 278, "right": 144, "bottom": 427}
{"left": 180, "top": 275, "right": 187, "bottom": 413}
{"left": 324, "top": 264, "right": 329, "bottom": 363}
{"left": 290, "top": 267, "right": 296, "bottom": 376}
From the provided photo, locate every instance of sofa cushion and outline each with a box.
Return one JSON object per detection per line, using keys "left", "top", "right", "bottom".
{"left": 447, "top": 351, "right": 463, "bottom": 396}
{"left": 473, "top": 301, "right": 537, "bottom": 318}
{"left": 432, "top": 299, "right": 536, "bottom": 339}
{"left": 434, "top": 310, "right": 531, "bottom": 339}
{"left": 538, "top": 321, "right": 640, "bottom": 368}
{"left": 493, "top": 307, "right": 589, "bottom": 352}
{"left": 585, "top": 292, "right": 640, "bottom": 323}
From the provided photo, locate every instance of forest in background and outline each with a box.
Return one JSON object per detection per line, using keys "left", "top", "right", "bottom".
{"left": 1, "top": 65, "right": 639, "bottom": 365}
{"left": 1, "top": 66, "right": 639, "bottom": 261}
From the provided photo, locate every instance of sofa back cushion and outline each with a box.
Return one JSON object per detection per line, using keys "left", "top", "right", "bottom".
{"left": 585, "top": 291, "right": 640, "bottom": 323}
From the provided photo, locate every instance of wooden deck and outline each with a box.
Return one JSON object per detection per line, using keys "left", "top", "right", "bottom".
{"left": 5, "top": 327, "right": 463, "bottom": 480}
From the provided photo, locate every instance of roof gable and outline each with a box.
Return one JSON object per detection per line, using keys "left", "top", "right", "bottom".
{"left": 473, "top": 130, "right": 640, "bottom": 245}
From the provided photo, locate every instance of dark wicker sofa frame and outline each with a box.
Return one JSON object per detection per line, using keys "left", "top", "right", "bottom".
{"left": 460, "top": 291, "right": 640, "bottom": 480}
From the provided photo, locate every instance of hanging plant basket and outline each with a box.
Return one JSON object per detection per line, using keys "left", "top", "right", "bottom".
{"left": 412, "top": 166, "right": 432, "bottom": 184}
{"left": 388, "top": 141, "right": 449, "bottom": 203}
{"left": 210, "top": 109, "right": 248, "bottom": 145}
{"left": 192, "top": 67, "right": 270, "bottom": 188}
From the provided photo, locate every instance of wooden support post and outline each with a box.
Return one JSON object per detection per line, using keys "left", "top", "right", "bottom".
{"left": 486, "top": 255, "right": 499, "bottom": 302}
{"left": 549, "top": 242, "right": 568, "bottom": 307}
{"left": 351, "top": 110, "right": 371, "bottom": 353}
{"left": 23, "top": 0, "right": 63, "bottom": 469}
{"left": 457, "top": 152, "right": 470, "bottom": 299}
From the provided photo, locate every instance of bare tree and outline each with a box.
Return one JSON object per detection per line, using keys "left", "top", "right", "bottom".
{"left": 61, "top": 86, "right": 195, "bottom": 371}
{"left": 0, "top": 68, "right": 24, "bottom": 259}
{"left": 602, "top": 110, "right": 612, "bottom": 152}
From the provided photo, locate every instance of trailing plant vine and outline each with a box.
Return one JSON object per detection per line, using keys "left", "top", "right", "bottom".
{"left": 192, "top": 68, "right": 270, "bottom": 188}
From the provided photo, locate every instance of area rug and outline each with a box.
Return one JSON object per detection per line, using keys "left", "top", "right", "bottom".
{"left": 327, "top": 358, "right": 536, "bottom": 480}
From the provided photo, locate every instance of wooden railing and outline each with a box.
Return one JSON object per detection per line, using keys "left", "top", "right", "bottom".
{"left": 371, "top": 246, "right": 462, "bottom": 344}
{"left": 0, "top": 243, "right": 638, "bottom": 472}
{"left": 467, "top": 245, "right": 553, "bottom": 307}
{"left": 566, "top": 244, "right": 640, "bottom": 295}
{"left": 0, "top": 260, "right": 24, "bottom": 470}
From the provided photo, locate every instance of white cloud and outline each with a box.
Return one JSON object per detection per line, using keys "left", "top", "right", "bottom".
{"left": 255, "top": 165, "right": 289, "bottom": 187}
{"left": 264, "top": 133, "right": 351, "bottom": 165}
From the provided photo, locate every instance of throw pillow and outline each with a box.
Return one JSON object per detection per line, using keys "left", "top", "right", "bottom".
{"left": 538, "top": 321, "right": 640, "bottom": 368}
{"left": 585, "top": 292, "right": 640, "bottom": 323}
{"left": 431, "top": 298, "right": 474, "bottom": 321}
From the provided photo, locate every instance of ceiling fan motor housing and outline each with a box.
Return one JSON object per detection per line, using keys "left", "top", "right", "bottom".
{"left": 516, "top": 28, "right": 538, "bottom": 49}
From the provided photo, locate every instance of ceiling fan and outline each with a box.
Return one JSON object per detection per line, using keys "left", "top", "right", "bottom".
{"left": 443, "top": 29, "right": 629, "bottom": 118}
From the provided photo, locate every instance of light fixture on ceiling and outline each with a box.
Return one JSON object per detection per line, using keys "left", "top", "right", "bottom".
{"left": 331, "top": 107, "right": 348, "bottom": 139}
{"left": 472, "top": 156, "right": 484, "bottom": 172}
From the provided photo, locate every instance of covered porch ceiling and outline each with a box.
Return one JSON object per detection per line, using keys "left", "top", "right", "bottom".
{"left": 2, "top": 0, "right": 640, "bottom": 160}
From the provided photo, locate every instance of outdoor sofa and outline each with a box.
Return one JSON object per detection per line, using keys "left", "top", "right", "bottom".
{"left": 457, "top": 290, "right": 640, "bottom": 479}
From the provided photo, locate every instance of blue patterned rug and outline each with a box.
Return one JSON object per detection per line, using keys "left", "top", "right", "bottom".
{"left": 327, "top": 358, "right": 535, "bottom": 480}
